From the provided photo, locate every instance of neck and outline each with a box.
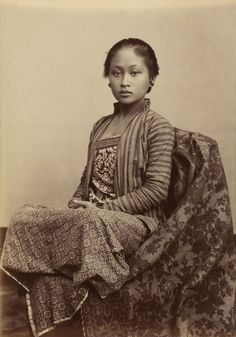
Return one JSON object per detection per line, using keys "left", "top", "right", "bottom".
{"left": 117, "top": 98, "right": 146, "bottom": 118}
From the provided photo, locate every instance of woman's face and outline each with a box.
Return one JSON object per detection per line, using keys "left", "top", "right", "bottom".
{"left": 108, "top": 47, "right": 151, "bottom": 105}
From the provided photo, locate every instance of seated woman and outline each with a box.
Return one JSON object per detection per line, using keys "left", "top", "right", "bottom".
{"left": 1, "top": 38, "right": 175, "bottom": 336}
{"left": 68, "top": 37, "right": 175, "bottom": 249}
{"left": 2, "top": 38, "right": 235, "bottom": 337}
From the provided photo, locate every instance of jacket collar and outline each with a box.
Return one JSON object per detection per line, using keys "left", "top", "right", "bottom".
{"left": 113, "top": 98, "right": 151, "bottom": 115}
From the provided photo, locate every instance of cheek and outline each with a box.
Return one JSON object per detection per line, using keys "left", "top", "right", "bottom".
{"left": 139, "top": 78, "right": 150, "bottom": 90}
{"left": 109, "top": 81, "right": 117, "bottom": 91}
{"left": 109, "top": 76, "right": 118, "bottom": 85}
{"left": 109, "top": 82, "right": 119, "bottom": 95}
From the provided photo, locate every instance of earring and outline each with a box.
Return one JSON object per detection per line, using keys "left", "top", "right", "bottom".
{"left": 149, "top": 80, "right": 154, "bottom": 87}
{"left": 108, "top": 83, "right": 111, "bottom": 87}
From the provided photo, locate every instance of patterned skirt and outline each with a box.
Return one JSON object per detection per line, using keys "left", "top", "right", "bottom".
{"left": 1, "top": 204, "right": 147, "bottom": 336}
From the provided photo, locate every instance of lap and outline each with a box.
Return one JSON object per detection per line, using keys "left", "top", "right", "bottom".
{"left": 9, "top": 204, "right": 148, "bottom": 257}
{"left": 90, "top": 208, "right": 148, "bottom": 256}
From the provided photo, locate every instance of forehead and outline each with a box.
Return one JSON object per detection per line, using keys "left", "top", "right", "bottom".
{"left": 110, "top": 47, "right": 147, "bottom": 68}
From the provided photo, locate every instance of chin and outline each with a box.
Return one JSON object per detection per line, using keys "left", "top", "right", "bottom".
{"left": 117, "top": 97, "right": 138, "bottom": 105}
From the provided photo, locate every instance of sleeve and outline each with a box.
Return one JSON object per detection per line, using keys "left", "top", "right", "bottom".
{"left": 70, "top": 115, "right": 110, "bottom": 201}
{"left": 72, "top": 165, "right": 87, "bottom": 200}
{"left": 102, "top": 118, "right": 175, "bottom": 214}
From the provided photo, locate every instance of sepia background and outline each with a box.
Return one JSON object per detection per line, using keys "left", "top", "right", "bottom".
{"left": 0, "top": 0, "right": 236, "bottom": 232}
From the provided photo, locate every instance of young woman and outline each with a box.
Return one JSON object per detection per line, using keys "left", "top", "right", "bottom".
{"left": 1, "top": 38, "right": 175, "bottom": 336}
{"left": 68, "top": 37, "right": 175, "bottom": 235}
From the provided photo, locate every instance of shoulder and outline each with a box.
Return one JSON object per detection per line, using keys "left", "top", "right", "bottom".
{"left": 91, "top": 114, "right": 112, "bottom": 132}
{"left": 146, "top": 108, "right": 172, "bottom": 126}
{"left": 93, "top": 114, "right": 112, "bottom": 127}
{"left": 145, "top": 108, "right": 174, "bottom": 136}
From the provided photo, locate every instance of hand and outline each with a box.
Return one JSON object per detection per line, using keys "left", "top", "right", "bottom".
{"left": 68, "top": 198, "right": 97, "bottom": 209}
{"left": 74, "top": 200, "right": 97, "bottom": 209}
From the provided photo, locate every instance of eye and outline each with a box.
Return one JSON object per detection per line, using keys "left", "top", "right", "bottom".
{"left": 111, "top": 70, "right": 121, "bottom": 77}
{"left": 131, "top": 70, "right": 141, "bottom": 76}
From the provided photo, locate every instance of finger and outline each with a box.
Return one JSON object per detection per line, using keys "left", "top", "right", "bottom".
{"left": 68, "top": 200, "right": 84, "bottom": 209}
{"left": 69, "top": 203, "right": 80, "bottom": 209}
{"left": 72, "top": 200, "right": 87, "bottom": 206}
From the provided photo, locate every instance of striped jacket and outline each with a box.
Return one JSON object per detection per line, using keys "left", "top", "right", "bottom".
{"left": 73, "top": 99, "right": 175, "bottom": 233}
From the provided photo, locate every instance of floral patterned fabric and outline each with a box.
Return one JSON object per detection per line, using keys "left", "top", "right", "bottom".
{"left": 81, "top": 128, "right": 236, "bottom": 337}
{"left": 1, "top": 127, "right": 235, "bottom": 337}
{"left": 88, "top": 136, "right": 120, "bottom": 205}
{"left": 1, "top": 205, "right": 147, "bottom": 336}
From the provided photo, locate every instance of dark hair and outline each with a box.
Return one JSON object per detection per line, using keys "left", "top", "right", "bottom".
{"left": 103, "top": 38, "right": 160, "bottom": 80}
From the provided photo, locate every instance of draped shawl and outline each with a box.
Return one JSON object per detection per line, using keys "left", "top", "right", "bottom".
{"left": 81, "top": 127, "right": 236, "bottom": 337}
{"left": 1, "top": 101, "right": 235, "bottom": 336}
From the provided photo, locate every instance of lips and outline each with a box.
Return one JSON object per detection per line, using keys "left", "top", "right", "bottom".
{"left": 119, "top": 91, "right": 132, "bottom": 96}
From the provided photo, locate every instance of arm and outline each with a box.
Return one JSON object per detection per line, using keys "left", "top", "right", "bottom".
{"left": 102, "top": 118, "right": 175, "bottom": 214}
{"left": 72, "top": 166, "right": 87, "bottom": 200}
{"left": 68, "top": 166, "right": 87, "bottom": 208}
{"left": 68, "top": 114, "right": 111, "bottom": 208}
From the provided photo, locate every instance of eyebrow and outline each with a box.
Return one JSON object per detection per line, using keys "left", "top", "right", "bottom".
{"left": 110, "top": 65, "right": 142, "bottom": 69}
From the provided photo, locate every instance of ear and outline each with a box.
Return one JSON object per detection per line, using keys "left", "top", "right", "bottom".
{"left": 150, "top": 77, "right": 156, "bottom": 86}
{"left": 147, "top": 77, "right": 156, "bottom": 94}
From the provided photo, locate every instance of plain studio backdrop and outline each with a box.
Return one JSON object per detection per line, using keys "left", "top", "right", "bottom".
{"left": 0, "top": 0, "right": 236, "bottom": 232}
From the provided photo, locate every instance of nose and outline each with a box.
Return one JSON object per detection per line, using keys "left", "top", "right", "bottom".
{"left": 121, "top": 73, "right": 130, "bottom": 87}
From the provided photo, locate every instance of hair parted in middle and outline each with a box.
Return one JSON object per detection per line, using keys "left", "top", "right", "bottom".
{"left": 103, "top": 38, "right": 160, "bottom": 81}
